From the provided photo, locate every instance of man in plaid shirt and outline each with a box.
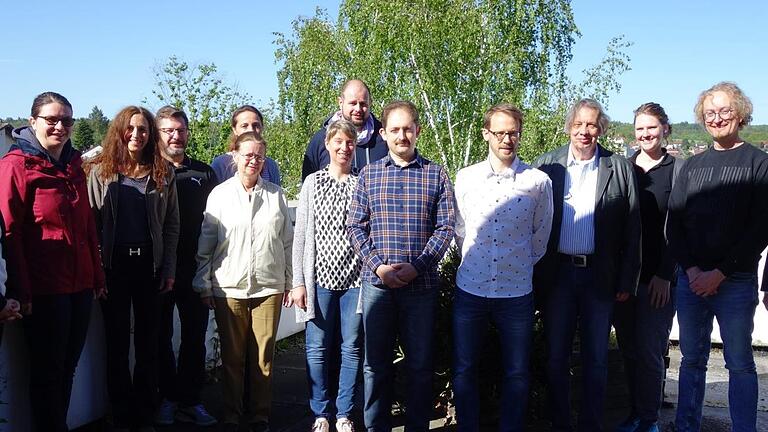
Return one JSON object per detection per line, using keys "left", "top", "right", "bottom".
{"left": 347, "top": 100, "right": 455, "bottom": 432}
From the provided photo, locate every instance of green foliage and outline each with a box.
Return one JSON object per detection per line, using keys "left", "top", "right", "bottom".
{"left": 274, "top": 0, "right": 633, "bottom": 177}
{"left": 71, "top": 120, "right": 95, "bottom": 151}
{"left": 144, "top": 55, "right": 250, "bottom": 163}
{"left": 86, "top": 106, "right": 109, "bottom": 146}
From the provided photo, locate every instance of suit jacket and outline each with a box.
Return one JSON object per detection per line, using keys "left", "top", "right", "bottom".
{"left": 533, "top": 144, "right": 641, "bottom": 300}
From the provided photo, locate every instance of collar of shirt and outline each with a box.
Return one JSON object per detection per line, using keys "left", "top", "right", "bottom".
{"left": 566, "top": 148, "right": 598, "bottom": 169}
{"left": 483, "top": 156, "right": 520, "bottom": 180}
{"left": 384, "top": 151, "right": 424, "bottom": 169}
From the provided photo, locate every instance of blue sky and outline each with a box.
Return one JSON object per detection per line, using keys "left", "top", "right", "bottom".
{"left": 2, "top": 0, "right": 767, "bottom": 124}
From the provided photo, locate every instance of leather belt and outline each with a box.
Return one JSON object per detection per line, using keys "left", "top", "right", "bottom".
{"left": 559, "top": 253, "right": 592, "bottom": 268}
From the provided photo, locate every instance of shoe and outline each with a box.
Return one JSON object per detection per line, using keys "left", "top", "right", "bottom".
{"left": 155, "top": 399, "right": 177, "bottom": 425}
{"left": 176, "top": 403, "right": 218, "bottom": 426}
{"left": 335, "top": 417, "right": 355, "bottom": 432}
{"left": 635, "top": 421, "right": 660, "bottom": 432}
{"left": 614, "top": 416, "right": 640, "bottom": 432}
{"left": 312, "top": 417, "right": 330, "bottom": 432}
{"left": 250, "top": 421, "right": 270, "bottom": 432}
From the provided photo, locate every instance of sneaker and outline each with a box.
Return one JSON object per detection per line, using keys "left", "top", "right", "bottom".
{"left": 176, "top": 404, "right": 218, "bottom": 426}
{"left": 312, "top": 417, "right": 330, "bottom": 432}
{"left": 614, "top": 416, "right": 640, "bottom": 432}
{"left": 154, "top": 399, "right": 177, "bottom": 425}
{"left": 335, "top": 417, "right": 355, "bottom": 432}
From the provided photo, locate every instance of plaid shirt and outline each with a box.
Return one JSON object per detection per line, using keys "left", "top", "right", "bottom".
{"left": 346, "top": 152, "right": 455, "bottom": 290}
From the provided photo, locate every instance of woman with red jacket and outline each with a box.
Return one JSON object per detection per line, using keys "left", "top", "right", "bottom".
{"left": 0, "top": 91, "right": 105, "bottom": 432}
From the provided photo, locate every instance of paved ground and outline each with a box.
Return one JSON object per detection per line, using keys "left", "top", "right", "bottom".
{"left": 75, "top": 345, "right": 768, "bottom": 431}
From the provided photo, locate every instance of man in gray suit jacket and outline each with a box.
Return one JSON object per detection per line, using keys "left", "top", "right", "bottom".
{"left": 533, "top": 98, "right": 641, "bottom": 432}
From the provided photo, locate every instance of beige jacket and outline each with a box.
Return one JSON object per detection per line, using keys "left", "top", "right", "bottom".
{"left": 193, "top": 175, "right": 293, "bottom": 298}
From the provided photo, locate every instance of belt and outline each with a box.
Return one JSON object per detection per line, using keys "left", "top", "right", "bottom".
{"left": 559, "top": 253, "right": 593, "bottom": 268}
{"left": 115, "top": 244, "right": 152, "bottom": 258}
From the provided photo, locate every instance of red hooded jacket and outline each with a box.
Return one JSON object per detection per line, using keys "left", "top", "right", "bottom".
{"left": 0, "top": 127, "right": 104, "bottom": 303}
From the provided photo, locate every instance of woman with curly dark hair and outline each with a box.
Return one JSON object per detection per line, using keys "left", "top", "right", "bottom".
{"left": 87, "top": 106, "right": 179, "bottom": 432}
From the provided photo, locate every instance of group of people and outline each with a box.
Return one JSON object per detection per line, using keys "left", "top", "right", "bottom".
{"left": 0, "top": 77, "right": 763, "bottom": 432}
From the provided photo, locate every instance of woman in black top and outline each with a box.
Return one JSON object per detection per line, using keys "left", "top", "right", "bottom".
{"left": 87, "top": 106, "right": 179, "bottom": 431}
{"left": 613, "top": 102, "right": 682, "bottom": 432}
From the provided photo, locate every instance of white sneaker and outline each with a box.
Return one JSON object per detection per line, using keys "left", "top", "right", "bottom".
{"left": 154, "top": 399, "right": 177, "bottom": 425}
{"left": 335, "top": 417, "right": 355, "bottom": 432}
{"left": 312, "top": 417, "right": 330, "bottom": 432}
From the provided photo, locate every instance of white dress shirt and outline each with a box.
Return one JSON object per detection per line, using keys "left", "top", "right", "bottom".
{"left": 558, "top": 150, "right": 598, "bottom": 255}
{"left": 455, "top": 158, "right": 554, "bottom": 298}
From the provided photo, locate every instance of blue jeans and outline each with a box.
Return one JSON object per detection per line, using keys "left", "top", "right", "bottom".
{"left": 613, "top": 282, "right": 675, "bottom": 423}
{"left": 361, "top": 281, "right": 437, "bottom": 432}
{"left": 305, "top": 285, "right": 363, "bottom": 419}
{"left": 675, "top": 270, "right": 758, "bottom": 432}
{"left": 452, "top": 289, "right": 533, "bottom": 432}
{"left": 544, "top": 263, "right": 614, "bottom": 432}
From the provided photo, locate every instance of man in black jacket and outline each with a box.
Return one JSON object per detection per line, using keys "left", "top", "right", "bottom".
{"left": 154, "top": 106, "right": 218, "bottom": 427}
{"left": 301, "top": 79, "right": 388, "bottom": 181}
{"left": 534, "top": 98, "right": 641, "bottom": 432}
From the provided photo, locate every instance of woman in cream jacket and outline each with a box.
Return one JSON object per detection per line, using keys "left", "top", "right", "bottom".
{"left": 193, "top": 132, "right": 292, "bottom": 432}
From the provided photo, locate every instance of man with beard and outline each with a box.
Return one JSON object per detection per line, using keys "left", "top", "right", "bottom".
{"left": 153, "top": 106, "right": 217, "bottom": 427}
{"left": 302, "top": 79, "right": 388, "bottom": 181}
{"left": 347, "top": 100, "right": 455, "bottom": 432}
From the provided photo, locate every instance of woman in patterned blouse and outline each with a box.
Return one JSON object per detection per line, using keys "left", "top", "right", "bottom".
{"left": 287, "top": 119, "right": 363, "bottom": 432}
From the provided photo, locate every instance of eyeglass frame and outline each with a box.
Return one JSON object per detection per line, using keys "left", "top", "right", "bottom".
{"left": 485, "top": 129, "right": 521, "bottom": 141}
{"left": 159, "top": 127, "right": 189, "bottom": 136}
{"left": 238, "top": 152, "right": 266, "bottom": 163}
{"left": 36, "top": 116, "right": 75, "bottom": 127}
{"left": 703, "top": 108, "right": 735, "bottom": 122}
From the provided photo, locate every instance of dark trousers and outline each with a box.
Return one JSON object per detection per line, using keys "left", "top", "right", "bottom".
{"left": 102, "top": 247, "right": 161, "bottom": 427}
{"left": 544, "top": 263, "right": 615, "bottom": 432}
{"left": 158, "top": 276, "right": 210, "bottom": 406}
{"left": 613, "top": 282, "right": 675, "bottom": 424}
{"left": 24, "top": 290, "right": 93, "bottom": 432}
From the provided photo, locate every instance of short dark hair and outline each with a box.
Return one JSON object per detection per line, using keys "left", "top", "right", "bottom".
{"left": 483, "top": 103, "right": 524, "bottom": 131}
{"left": 381, "top": 100, "right": 419, "bottom": 129}
{"left": 230, "top": 105, "right": 264, "bottom": 128}
{"left": 155, "top": 105, "right": 189, "bottom": 128}
{"left": 31, "top": 91, "right": 72, "bottom": 117}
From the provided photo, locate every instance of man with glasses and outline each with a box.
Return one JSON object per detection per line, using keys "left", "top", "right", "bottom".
{"left": 667, "top": 82, "right": 768, "bottom": 432}
{"left": 153, "top": 106, "right": 218, "bottom": 427}
{"left": 452, "top": 103, "right": 553, "bottom": 431}
{"left": 533, "top": 98, "right": 641, "bottom": 432}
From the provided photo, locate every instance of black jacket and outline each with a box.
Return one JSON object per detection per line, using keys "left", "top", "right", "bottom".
{"left": 533, "top": 144, "right": 641, "bottom": 299}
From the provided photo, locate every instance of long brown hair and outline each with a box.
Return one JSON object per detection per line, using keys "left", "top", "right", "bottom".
{"left": 89, "top": 106, "right": 169, "bottom": 190}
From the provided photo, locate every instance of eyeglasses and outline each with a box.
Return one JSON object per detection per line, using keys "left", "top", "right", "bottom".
{"left": 487, "top": 129, "right": 521, "bottom": 141}
{"left": 36, "top": 116, "right": 75, "bottom": 127}
{"left": 703, "top": 108, "right": 735, "bottom": 122}
{"left": 159, "top": 127, "right": 188, "bottom": 136}
{"left": 239, "top": 153, "right": 266, "bottom": 163}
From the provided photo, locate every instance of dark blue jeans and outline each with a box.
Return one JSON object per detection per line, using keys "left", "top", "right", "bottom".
{"left": 675, "top": 270, "right": 758, "bottom": 432}
{"left": 544, "top": 263, "right": 614, "bottom": 432}
{"left": 305, "top": 285, "right": 362, "bottom": 419}
{"left": 613, "top": 282, "right": 675, "bottom": 424}
{"left": 361, "top": 281, "right": 437, "bottom": 432}
{"left": 24, "top": 290, "right": 93, "bottom": 432}
{"left": 452, "top": 289, "right": 533, "bottom": 432}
